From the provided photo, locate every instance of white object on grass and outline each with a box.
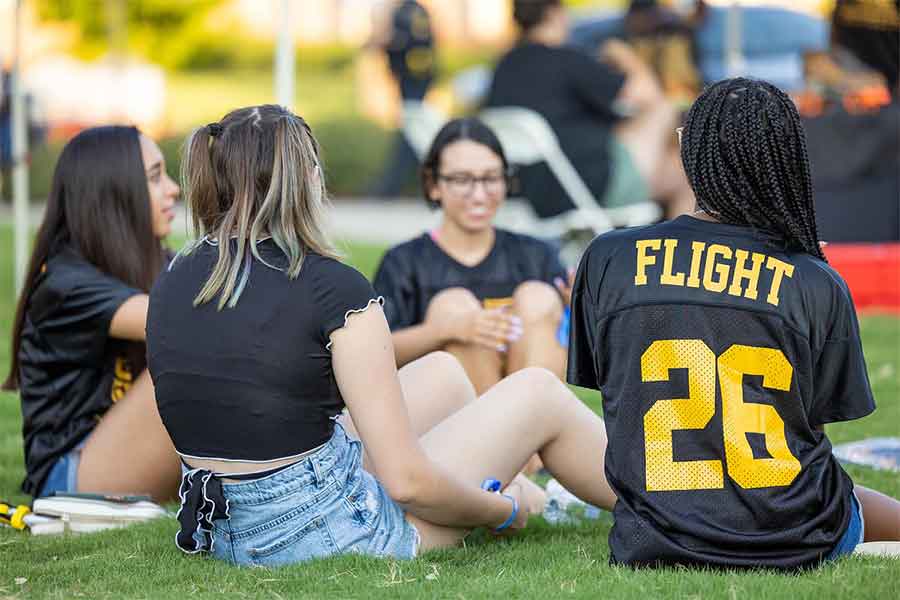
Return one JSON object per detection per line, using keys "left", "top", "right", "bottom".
{"left": 29, "top": 495, "right": 167, "bottom": 535}
{"left": 853, "top": 542, "right": 900, "bottom": 558}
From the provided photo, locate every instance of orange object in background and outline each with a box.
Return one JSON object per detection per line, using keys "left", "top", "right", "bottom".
{"left": 825, "top": 244, "right": 900, "bottom": 314}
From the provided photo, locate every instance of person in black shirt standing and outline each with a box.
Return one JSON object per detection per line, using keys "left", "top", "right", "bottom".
{"left": 148, "top": 105, "right": 621, "bottom": 567}
{"left": 486, "top": 0, "right": 694, "bottom": 220}
{"left": 568, "top": 78, "right": 900, "bottom": 569}
{"left": 3, "top": 126, "right": 182, "bottom": 499}
{"left": 374, "top": 118, "right": 570, "bottom": 395}
{"left": 370, "top": 0, "right": 436, "bottom": 196}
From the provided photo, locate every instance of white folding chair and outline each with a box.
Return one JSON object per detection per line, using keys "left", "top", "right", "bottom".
{"left": 479, "top": 106, "right": 660, "bottom": 237}
{"left": 401, "top": 100, "right": 447, "bottom": 160}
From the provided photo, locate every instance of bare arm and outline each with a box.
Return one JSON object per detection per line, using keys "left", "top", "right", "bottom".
{"left": 392, "top": 322, "right": 449, "bottom": 368}
{"left": 330, "top": 305, "right": 517, "bottom": 529}
{"left": 600, "top": 38, "right": 663, "bottom": 111}
{"left": 108, "top": 294, "right": 149, "bottom": 341}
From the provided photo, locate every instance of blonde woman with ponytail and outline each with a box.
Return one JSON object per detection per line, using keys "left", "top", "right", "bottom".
{"left": 147, "top": 105, "right": 617, "bottom": 567}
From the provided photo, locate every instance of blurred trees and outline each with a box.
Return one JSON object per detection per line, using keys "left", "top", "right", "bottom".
{"left": 31, "top": 0, "right": 262, "bottom": 70}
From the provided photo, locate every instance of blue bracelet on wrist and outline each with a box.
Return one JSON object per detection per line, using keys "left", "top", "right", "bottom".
{"left": 494, "top": 494, "right": 519, "bottom": 533}
{"left": 481, "top": 478, "right": 518, "bottom": 532}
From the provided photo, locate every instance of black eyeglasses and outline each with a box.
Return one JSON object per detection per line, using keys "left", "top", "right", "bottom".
{"left": 437, "top": 172, "right": 507, "bottom": 197}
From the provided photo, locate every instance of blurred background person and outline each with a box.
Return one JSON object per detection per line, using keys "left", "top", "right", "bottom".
{"left": 368, "top": 0, "right": 437, "bottom": 198}
{"left": 3, "top": 126, "right": 181, "bottom": 501}
{"left": 485, "top": 0, "right": 694, "bottom": 226}
{"left": 373, "top": 118, "right": 572, "bottom": 397}
{"left": 799, "top": 0, "right": 899, "bottom": 244}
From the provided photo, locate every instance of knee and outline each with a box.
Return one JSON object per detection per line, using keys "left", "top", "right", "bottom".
{"left": 513, "top": 366, "right": 569, "bottom": 411}
{"left": 418, "top": 351, "right": 476, "bottom": 399}
{"left": 426, "top": 287, "right": 481, "bottom": 321}
{"left": 513, "top": 281, "right": 563, "bottom": 324}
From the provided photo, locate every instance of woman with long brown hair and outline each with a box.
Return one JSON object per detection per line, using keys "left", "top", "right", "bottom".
{"left": 3, "top": 126, "right": 182, "bottom": 500}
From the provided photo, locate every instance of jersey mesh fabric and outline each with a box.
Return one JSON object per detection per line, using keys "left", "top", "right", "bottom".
{"left": 567, "top": 215, "right": 874, "bottom": 569}
{"left": 17, "top": 247, "right": 141, "bottom": 495}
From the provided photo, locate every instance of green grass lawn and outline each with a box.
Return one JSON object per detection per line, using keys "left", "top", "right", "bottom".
{"left": 0, "top": 226, "right": 898, "bottom": 599}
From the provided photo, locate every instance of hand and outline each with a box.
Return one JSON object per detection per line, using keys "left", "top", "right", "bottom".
{"left": 554, "top": 267, "right": 576, "bottom": 307}
{"left": 450, "top": 307, "right": 522, "bottom": 353}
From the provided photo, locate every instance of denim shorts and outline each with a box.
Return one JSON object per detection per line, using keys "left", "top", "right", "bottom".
{"left": 194, "top": 423, "right": 419, "bottom": 567}
{"left": 826, "top": 488, "right": 865, "bottom": 561}
{"left": 37, "top": 439, "right": 87, "bottom": 498}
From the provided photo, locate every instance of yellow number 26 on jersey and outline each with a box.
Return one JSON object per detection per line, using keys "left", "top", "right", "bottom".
{"left": 642, "top": 339, "right": 801, "bottom": 492}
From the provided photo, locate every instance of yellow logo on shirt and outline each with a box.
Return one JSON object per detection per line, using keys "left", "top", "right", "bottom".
{"left": 483, "top": 297, "right": 513, "bottom": 310}
{"left": 111, "top": 357, "right": 134, "bottom": 402}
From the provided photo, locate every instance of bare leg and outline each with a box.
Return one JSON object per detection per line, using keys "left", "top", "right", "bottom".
{"left": 339, "top": 352, "right": 546, "bottom": 512}
{"left": 425, "top": 288, "right": 506, "bottom": 395}
{"left": 409, "top": 367, "right": 615, "bottom": 551}
{"left": 77, "top": 370, "right": 181, "bottom": 502}
{"left": 856, "top": 485, "right": 900, "bottom": 541}
{"left": 507, "top": 280, "right": 566, "bottom": 473}
{"left": 445, "top": 342, "right": 505, "bottom": 396}
{"left": 506, "top": 281, "right": 566, "bottom": 379}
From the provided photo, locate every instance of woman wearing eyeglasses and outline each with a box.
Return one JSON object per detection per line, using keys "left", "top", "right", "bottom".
{"left": 373, "top": 118, "right": 572, "bottom": 398}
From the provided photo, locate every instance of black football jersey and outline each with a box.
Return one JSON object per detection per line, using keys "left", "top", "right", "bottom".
{"left": 18, "top": 246, "right": 141, "bottom": 495}
{"left": 567, "top": 215, "right": 875, "bottom": 569}
{"left": 373, "top": 229, "right": 566, "bottom": 330}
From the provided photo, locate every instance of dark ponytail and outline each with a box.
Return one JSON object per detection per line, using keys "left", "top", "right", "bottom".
{"left": 680, "top": 77, "right": 826, "bottom": 261}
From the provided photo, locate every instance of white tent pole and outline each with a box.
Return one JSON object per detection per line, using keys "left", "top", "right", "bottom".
{"left": 725, "top": 1, "right": 745, "bottom": 78}
{"left": 12, "top": 0, "right": 30, "bottom": 296}
{"left": 275, "top": 0, "right": 295, "bottom": 108}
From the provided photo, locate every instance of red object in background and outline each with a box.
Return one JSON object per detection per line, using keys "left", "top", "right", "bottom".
{"left": 825, "top": 243, "right": 900, "bottom": 314}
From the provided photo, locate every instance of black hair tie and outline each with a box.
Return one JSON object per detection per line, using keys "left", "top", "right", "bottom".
{"left": 206, "top": 122, "right": 224, "bottom": 137}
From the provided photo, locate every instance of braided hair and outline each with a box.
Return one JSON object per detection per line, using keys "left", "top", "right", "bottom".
{"left": 680, "top": 78, "right": 826, "bottom": 261}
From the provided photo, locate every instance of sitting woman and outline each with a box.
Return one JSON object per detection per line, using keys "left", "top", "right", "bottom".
{"left": 568, "top": 78, "right": 900, "bottom": 568}
{"left": 3, "top": 126, "right": 182, "bottom": 500}
{"left": 147, "top": 105, "right": 617, "bottom": 566}
{"left": 373, "top": 118, "right": 571, "bottom": 395}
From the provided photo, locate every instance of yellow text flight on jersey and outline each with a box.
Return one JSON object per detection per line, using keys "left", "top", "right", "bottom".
{"left": 633, "top": 239, "right": 794, "bottom": 307}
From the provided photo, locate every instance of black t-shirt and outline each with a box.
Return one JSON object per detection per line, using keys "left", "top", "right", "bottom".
{"left": 485, "top": 42, "right": 626, "bottom": 218}
{"left": 832, "top": 0, "right": 900, "bottom": 92}
{"left": 568, "top": 215, "right": 874, "bottom": 569}
{"left": 147, "top": 239, "right": 380, "bottom": 462}
{"left": 372, "top": 229, "right": 566, "bottom": 330}
{"left": 18, "top": 247, "right": 141, "bottom": 495}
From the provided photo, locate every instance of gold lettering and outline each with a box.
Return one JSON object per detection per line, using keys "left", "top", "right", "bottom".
{"left": 728, "top": 250, "right": 766, "bottom": 300}
{"left": 660, "top": 239, "right": 686, "bottom": 286}
{"left": 764, "top": 257, "right": 795, "bottom": 306}
{"left": 687, "top": 241, "right": 705, "bottom": 288}
{"left": 703, "top": 245, "right": 732, "bottom": 293}
{"left": 635, "top": 239, "right": 662, "bottom": 286}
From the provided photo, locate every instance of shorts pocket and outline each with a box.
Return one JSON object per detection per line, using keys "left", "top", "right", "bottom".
{"left": 246, "top": 515, "right": 336, "bottom": 567}
{"left": 342, "top": 480, "right": 380, "bottom": 533}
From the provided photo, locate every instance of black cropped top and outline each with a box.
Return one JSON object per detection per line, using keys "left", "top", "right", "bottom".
{"left": 147, "top": 239, "right": 381, "bottom": 462}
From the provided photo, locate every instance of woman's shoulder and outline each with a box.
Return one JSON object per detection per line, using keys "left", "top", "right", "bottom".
{"left": 41, "top": 246, "right": 128, "bottom": 296}
{"left": 303, "top": 252, "right": 372, "bottom": 290}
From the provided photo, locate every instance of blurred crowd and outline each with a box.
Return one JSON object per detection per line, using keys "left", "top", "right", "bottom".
{"left": 368, "top": 0, "right": 899, "bottom": 242}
